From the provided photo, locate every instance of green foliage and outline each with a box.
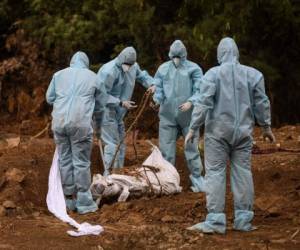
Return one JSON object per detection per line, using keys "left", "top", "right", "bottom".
{"left": 0, "top": 0, "right": 300, "bottom": 124}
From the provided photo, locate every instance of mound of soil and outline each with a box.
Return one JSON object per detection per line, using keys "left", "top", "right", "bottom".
{"left": 0, "top": 125, "right": 300, "bottom": 249}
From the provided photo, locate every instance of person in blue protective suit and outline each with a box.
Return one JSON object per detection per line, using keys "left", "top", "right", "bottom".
{"left": 46, "top": 51, "right": 107, "bottom": 214}
{"left": 97, "top": 47, "right": 155, "bottom": 176}
{"left": 153, "top": 40, "right": 205, "bottom": 192}
{"left": 185, "top": 37, "right": 275, "bottom": 233}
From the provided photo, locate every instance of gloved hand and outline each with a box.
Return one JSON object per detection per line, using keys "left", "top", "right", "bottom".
{"left": 149, "top": 101, "right": 159, "bottom": 111}
{"left": 147, "top": 85, "right": 156, "bottom": 94}
{"left": 262, "top": 126, "right": 276, "bottom": 143}
{"left": 179, "top": 101, "right": 192, "bottom": 112}
{"left": 185, "top": 129, "right": 195, "bottom": 145}
{"left": 120, "top": 100, "right": 137, "bottom": 110}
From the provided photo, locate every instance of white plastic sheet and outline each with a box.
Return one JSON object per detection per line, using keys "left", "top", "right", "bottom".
{"left": 141, "top": 145, "right": 182, "bottom": 194}
{"left": 46, "top": 148, "right": 103, "bottom": 237}
{"left": 91, "top": 145, "right": 182, "bottom": 202}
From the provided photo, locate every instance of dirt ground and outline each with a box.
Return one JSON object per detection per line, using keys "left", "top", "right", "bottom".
{"left": 0, "top": 122, "right": 300, "bottom": 250}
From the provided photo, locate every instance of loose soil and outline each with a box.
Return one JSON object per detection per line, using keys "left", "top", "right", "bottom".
{"left": 0, "top": 124, "right": 300, "bottom": 250}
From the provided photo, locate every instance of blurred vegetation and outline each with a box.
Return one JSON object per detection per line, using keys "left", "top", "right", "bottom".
{"left": 0, "top": 0, "right": 300, "bottom": 125}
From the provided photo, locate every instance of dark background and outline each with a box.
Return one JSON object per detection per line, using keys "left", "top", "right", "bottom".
{"left": 0, "top": 0, "right": 299, "bottom": 128}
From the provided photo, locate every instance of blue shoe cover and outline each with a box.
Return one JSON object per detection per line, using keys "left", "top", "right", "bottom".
{"left": 76, "top": 191, "right": 99, "bottom": 214}
{"left": 187, "top": 213, "right": 226, "bottom": 234}
{"left": 233, "top": 210, "right": 255, "bottom": 231}
{"left": 66, "top": 198, "right": 76, "bottom": 211}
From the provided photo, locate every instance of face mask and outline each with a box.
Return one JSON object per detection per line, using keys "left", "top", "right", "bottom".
{"left": 173, "top": 57, "right": 180, "bottom": 67}
{"left": 122, "top": 64, "right": 131, "bottom": 72}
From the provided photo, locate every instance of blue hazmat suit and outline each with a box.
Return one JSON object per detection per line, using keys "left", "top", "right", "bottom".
{"left": 153, "top": 40, "right": 205, "bottom": 192}
{"left": 188, "top": 37, "right": 272, "bottom": 233}
{"left": 46, "top": 51, "right": 107, "bottom": 214}
{"left": 97, "top": 47, "right": 154, "bottom": 176}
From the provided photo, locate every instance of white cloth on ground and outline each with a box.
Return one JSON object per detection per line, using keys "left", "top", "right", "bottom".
{"left": 46, "top": 148, "right": 104, "bottom": 237}
{"left": 91, "top": 146, "right": 182, "bottom": 202}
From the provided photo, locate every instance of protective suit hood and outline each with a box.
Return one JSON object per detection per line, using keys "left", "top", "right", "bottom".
{"left": 70, "top": 51, "right": 89, "bottom": 69}
{"left": 217, "top": 37, "right": 239, "bottom": 64}
{"left": 169, "top": 40, "right": 187, "bottom": 60}
{"left": 117, "top": 47, "right": 137, "bottom": 66}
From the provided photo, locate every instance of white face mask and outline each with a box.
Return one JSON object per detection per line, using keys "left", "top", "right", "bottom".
{"left": 122, "top": 64, "right": 131, "bottom": 72}
{"left": 173, "top": 57, "right": 180, "bottom": 67}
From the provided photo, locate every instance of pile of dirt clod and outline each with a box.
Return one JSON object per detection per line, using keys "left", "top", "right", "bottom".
{"left": 0, "top": 125, "right": 299, "bottom": 218}
{"left": 0, "top": 135, "right": 54, "bottom": 217}
{"left": 0, "top": 130, "right": 192, "bottom": 219}
{"left": 0, "top": 125, "right": 300, "bottom": 249}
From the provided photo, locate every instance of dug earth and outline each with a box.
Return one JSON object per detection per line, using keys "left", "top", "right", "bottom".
{"left": 0, "top": 123, "right": 300, "bottom": 250}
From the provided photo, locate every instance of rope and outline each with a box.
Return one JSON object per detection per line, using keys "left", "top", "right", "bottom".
{"left": 104, "top": 90, "right": 166, "bottom": 199}
{"left": 107, "top": 93, "right": 164, "bottom": 196}
{"left": 143, "top": 165, "right": 163, "bottom": 196}
{"left": 132, "top": 129, "right": 138, "bottom": 163}
{"left": 142, "top": 165, "right": 155, "bottom": 195}
{"left": 109, "top": 91, "right": 152, "bottom": 170}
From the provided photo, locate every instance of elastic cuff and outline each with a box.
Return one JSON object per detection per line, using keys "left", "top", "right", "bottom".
{"left": 204, "top": 213, "right": 226, "bottom": 234}
{"left": 234, "top": 210, "right": 254, "bottom": 231}
{"left": 187, "top": 99, "right": 195, "bottom": 105}
{"left": 63, "top": 186, "right": 76, "bottom": 196}
{"left": 189, "top": 175, "right": 205, "bottom": 192}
